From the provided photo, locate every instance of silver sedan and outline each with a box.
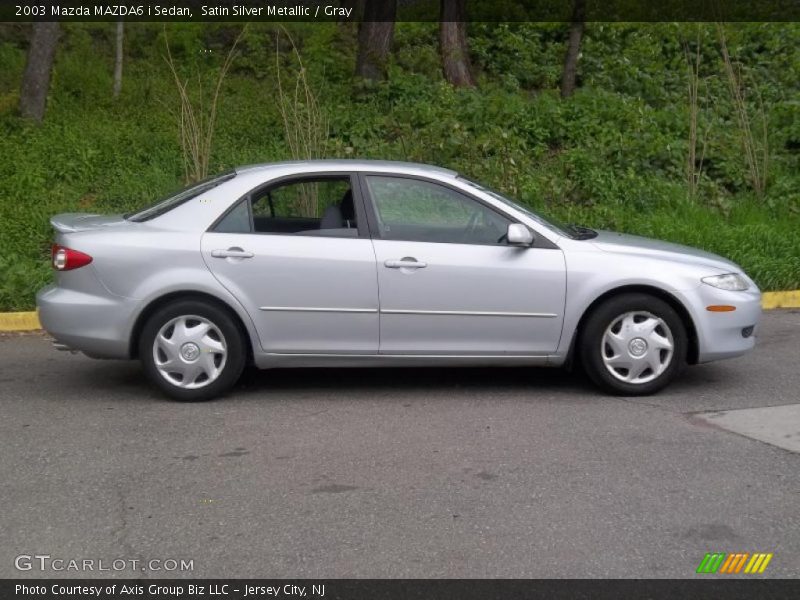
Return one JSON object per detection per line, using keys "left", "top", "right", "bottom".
{"left": 37, "top": 160, "right": 761, "bottom": 400}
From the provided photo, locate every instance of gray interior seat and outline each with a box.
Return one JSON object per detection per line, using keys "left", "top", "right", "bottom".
{"left": 320, "top": 205, "right": 344, "bottom": 229}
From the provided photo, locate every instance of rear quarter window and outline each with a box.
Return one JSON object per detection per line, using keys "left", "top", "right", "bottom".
{"left": 126, "top": 171, "right": 236, "bottom": 222}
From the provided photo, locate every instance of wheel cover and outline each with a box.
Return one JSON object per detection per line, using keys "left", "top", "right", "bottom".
{"left": 601, "top": 311, "right": 674, "bottom": 385}
{"left": 152, "top": 315, "right": 227, "bottom": 390}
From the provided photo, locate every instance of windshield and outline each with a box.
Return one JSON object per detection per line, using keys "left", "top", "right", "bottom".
{"left": 458, "top": 176, "right": 576, "bottom": 239}
{"left": 125, "top": 171, "right": 236, "bottom": 222}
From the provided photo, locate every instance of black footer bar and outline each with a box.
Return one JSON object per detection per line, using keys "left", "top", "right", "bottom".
{"left": 4, "top": 579, "right": 800, "bottom": 600}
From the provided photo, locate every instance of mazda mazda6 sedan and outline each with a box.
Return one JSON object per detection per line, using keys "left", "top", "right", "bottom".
{"left": 36, "top": 160, "right": 761, "bottom": 400}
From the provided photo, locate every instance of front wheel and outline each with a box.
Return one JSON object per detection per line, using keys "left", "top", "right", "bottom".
{"left": 140, "top": 299, "right": 246, "bottom": 401}
{"left": 579, "top": 293, "right": 687, "bottom": 396}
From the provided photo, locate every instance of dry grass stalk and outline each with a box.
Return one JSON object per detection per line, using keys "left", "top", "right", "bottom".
{"left": 684, "top": 30, "right": 711, "bottom": 199}
{"left": 164, "top": 26, "right": 247, "bottom": 183}
{"left": 717, "top": 24, "right": 769, "bottom": 199}
{"left": 275, "top": 26, "right": 329, "bottom": 216}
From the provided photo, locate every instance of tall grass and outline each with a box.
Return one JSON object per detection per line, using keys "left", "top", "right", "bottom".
{"left": 164, "top": 25, "right": 247, "bottom": 183}
{"left": 274, "top": 26, "right": 329, "bottom": 216}
{"left": 717, "top": 24, "right": 769, "bottom": 199}
{"left": 683, "top": 31, "right": 710, "bottom": 200}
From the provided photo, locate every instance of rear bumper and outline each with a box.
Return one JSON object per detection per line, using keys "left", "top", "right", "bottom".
{"left": 685, "top": 283, "right": 762, "bottom": 363}
{"left": 36, "top": 284, "right": 134, "bottom": 359}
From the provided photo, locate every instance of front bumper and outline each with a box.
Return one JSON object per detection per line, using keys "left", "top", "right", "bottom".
{"left": 683, "top": 283, "right": 762, "bottom": 363}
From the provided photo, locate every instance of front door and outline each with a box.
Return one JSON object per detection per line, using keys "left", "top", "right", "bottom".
{"left": 202, "top": 174, "right": 379, "bottom": 354}
{"left": 361, "top": 174, "right": 566, "bottom": 355}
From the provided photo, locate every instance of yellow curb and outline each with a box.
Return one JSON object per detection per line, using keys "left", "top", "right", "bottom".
{"left": 762, "top": 290, "right": 800, "bottom": 310}
{"left": 0, "top": 292, "right": 798, "bottom": 332}
{"left": 0, "top": 311, "right": 40, "bottom": 331}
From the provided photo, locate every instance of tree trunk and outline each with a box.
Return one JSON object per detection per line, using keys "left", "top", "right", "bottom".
{"left": 440, "top": 0, "right": 474, "bottom": 87}
{"left": 560, "top": 0, "right": 585, "bottom": 98}
{"left": 19, "top": 22, "right": 60, "bottom": 122}
{"left": 355, "top": 0, "right": 396, "bottom": 82}
{"left": 113, "top": 21, "right": 124, "bottom": 99}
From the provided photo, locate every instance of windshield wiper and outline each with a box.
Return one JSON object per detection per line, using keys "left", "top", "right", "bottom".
{"left": 568, "top": 224, "right": 598, "bottom": 240}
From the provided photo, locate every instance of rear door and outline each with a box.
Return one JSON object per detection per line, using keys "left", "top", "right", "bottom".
{"left": 361, "top": 174, "right": 566, "bottom": 355}
{"left": 201, "top": 173, "right": 379, "bottom": 354}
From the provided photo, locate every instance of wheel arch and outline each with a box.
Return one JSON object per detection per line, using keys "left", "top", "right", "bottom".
{"left": 128, "top": 290, "right": 255, "bottom": 364}
{"left": 570, "top": 284, "right": 699, "bottom": 366}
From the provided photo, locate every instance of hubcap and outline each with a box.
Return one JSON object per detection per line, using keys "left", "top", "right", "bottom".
{"left": 152, "top": 315, "right": 227, "bottom": 389}
{"left": 181, "top": 342, "right": 200, "bottom": 361}
{"left": 601, "top": 311, "right": 674, "bottom": 384}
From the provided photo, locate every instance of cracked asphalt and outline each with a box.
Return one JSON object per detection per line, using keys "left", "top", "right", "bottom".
{"left": 1, "top": 310, "right": 798, "bottom": 578}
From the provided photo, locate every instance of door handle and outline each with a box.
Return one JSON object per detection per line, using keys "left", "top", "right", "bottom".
{"left": 384, "top": 259, "right": 427, "bottom": 269}
{"left": 211, "top": 248, "right": 254, "bottom": 259}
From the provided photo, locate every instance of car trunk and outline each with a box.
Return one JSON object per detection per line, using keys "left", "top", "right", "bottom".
{"left": 50, "top": 213, "right": 128, "bottom": 233}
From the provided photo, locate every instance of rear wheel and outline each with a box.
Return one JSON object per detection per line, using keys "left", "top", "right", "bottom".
{"left": 140, "top": 299, "right": 246, "bottom": 401}
{"left": 579, "top": 293, "right": 687, "bottom": 396}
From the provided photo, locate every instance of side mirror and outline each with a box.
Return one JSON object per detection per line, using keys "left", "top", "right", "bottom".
{"left": 507, "top": 223, "right": 534, "bottom": 246}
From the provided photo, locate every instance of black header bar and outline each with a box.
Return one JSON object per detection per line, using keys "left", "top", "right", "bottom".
{"left": 3, "top": 0, "right": 800, "bottom": 23}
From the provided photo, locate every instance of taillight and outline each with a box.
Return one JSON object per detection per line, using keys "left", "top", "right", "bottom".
{"left": 51, "top": 244, "right": 93, "bottom": 271}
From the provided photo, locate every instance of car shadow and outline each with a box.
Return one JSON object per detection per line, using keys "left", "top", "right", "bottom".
{"left": 58, "top": 355, "right": 744, "bottom": 405}
{"left": 234, "top": 364, "right": 594, "bottom": 397}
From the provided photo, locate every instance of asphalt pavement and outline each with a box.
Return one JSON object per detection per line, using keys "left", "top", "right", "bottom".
{"left": 1, "top": 310, "right": 798, "bottom": 578}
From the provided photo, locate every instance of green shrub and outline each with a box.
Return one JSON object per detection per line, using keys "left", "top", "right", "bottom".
{"left": 0, "top": 22, "right": 798, "bottom": 311}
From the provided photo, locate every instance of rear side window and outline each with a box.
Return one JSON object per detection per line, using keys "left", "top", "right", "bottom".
{"left": 126, "top": 171, "right": 236, "bottom": 222}
{"left": 213, "top": 176, "right": 360, "bottom": 237}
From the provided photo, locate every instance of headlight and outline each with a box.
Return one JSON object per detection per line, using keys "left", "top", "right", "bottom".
{"left": 701, "top": 273, "right": 749, "bottom": 291}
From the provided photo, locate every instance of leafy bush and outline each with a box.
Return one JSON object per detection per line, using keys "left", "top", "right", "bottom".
{"left": 0, "top": 21, "right": 799, "bottom": 311}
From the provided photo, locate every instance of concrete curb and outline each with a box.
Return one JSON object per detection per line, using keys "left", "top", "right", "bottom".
{"left": 2, "top": 291, "right": 798, "bottom": 332}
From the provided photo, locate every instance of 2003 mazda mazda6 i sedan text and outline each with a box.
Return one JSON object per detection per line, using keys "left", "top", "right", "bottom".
{"left": 36, "top": 160, "right": 761, "bottom": 400}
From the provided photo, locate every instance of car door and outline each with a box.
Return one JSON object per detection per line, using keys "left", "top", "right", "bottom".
{"left": 361, "top": 174, "right": 566, "bottom": 355}
{"left": 201, "top": 173, "right": 379, "bottom": 354}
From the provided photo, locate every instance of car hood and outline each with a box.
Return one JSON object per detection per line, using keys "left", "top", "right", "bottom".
{"left": 50, "top": 213, "right": 128, "bottom": 233}
{"left": 589, "top": 230, "right": 740, "bottom": 272}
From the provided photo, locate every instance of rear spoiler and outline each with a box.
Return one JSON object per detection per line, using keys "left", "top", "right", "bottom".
{"left": 50, "top": 213, "right": 126, "bottom": 233}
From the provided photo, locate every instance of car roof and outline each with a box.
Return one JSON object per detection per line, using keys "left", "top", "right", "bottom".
{"left": 235, "top": 159, "right": 459, "bottom": 179}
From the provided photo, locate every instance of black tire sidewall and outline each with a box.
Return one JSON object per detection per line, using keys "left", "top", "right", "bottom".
{"left": 579, "top": 293, "right": 688, "bottom": 396}
{"left": 140, "top": 299, "right": 246, "bottom": 401}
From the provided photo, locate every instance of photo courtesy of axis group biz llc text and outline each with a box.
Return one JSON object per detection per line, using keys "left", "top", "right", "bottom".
{"left": 15, "top": 583, "right": 323, "bottom": 597}
{"left": 0, "top": 0, "right": 798, "bottom": 599}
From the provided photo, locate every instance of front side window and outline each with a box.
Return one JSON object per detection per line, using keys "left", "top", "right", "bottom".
{"left": 364, "top": 176, "right": 511, "bottom": 245}
{"left": 213, "top": 176, "right": 359, "bottom": 236}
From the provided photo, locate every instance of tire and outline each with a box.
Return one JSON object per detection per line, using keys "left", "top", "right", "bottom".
{"left": 139, "top": 299, "right": 247, "bottom": 401}
{"left": 579, "top": 293, "right": 687, "bottom": 396}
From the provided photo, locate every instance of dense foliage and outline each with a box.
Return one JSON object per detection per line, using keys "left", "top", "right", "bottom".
{"left": 0, "top": 22, "right": 799, "bottom": 310}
